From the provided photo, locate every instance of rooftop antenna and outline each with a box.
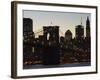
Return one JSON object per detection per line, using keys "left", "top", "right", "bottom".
{"left": 50, "top": 16, "right": 54, "bottom": 26}
{"left": 87, "top": 16, "right": 89, "bottom": 21}
{"left": 81, "top": 17, "right": 82, "bottom": 25}
{"left": 50, "top": 21, "right": 53, "bottom": 26}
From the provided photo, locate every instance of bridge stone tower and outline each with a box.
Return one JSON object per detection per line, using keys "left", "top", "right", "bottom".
{"left": 43, "top": 26, "right": 59, "bottom": 44}
{"left": 42, "top": 26, "right": 60, "bottom": 65}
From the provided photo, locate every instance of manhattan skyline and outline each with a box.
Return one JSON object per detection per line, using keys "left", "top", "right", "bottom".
{"left": 23, "top": 10, "right": 91, "bottom": 38}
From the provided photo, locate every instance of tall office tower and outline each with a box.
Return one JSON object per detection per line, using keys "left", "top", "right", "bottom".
{"left": 75, "top": 24, "right": 84, "bottom": 40}
{"left": 23, "top": 18, "right": 34, "bottom": 66}
{"left": 85, "top": 16, "right": 91, "bottom": 50}
{"left": 86, "top": 16, "right": 90, "bottom": 38}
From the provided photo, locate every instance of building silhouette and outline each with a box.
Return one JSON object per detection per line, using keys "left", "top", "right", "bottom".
{"left": 75, "top": 25, "right": 84, "bottom": 40}
{"left": 86, "top": 16, "right": 90, "bottom": 38}
{"left": 75, "top": 24, "right": 84, "bottom": 48}
{"left": 60, "top": 36, "right": 65, "bottom": 48}
{"left": 64, "top": 30, "right": 73, "bottom": 53}
{"left": 23, "top": 18, "right": 34, "bottom": 65}
{"left": 65, "top": 30, "right": 72, "bottom": 42}
{"left": 23, "top": 18, "right": 33, "bottom": 32}
{"left": 85, "top": 16, "right": 91, "bottom": 50}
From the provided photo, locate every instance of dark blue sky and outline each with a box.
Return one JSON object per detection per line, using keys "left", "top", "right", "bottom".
{"left": 23, "top": 10, "right": 91, "bottom": 38}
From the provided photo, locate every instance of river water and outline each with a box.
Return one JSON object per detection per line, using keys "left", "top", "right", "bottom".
{"left": 23, "top": 62, "right": 91, "bottom": 69}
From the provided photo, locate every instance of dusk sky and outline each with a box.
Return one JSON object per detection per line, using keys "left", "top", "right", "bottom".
{"left": 23, "top": 10, "right": 91, "bottom": 38}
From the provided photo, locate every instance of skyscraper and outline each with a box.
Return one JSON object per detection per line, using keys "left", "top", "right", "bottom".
{"left": 86, "top": 16, "right": 90, "bottom": 38}
{"left": 23, "top": 18, "right": 34, "bottom": 65}
{"left": 65, "top": 30, "right": 72, "bottom": 42}
{"left": 23, "top": 18, "right": 33, "bottom": 32}
{"left": 75, "top": 24, "right": 84, "bottom": 40}
{"left": 65, "top": 30, "right": 73, "bottom": 49}
{"left": 85, "top": 16, "right": 91, "bottom": 50}
{"left": 75, "top": 20, "right": 84, "bottom": 48}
